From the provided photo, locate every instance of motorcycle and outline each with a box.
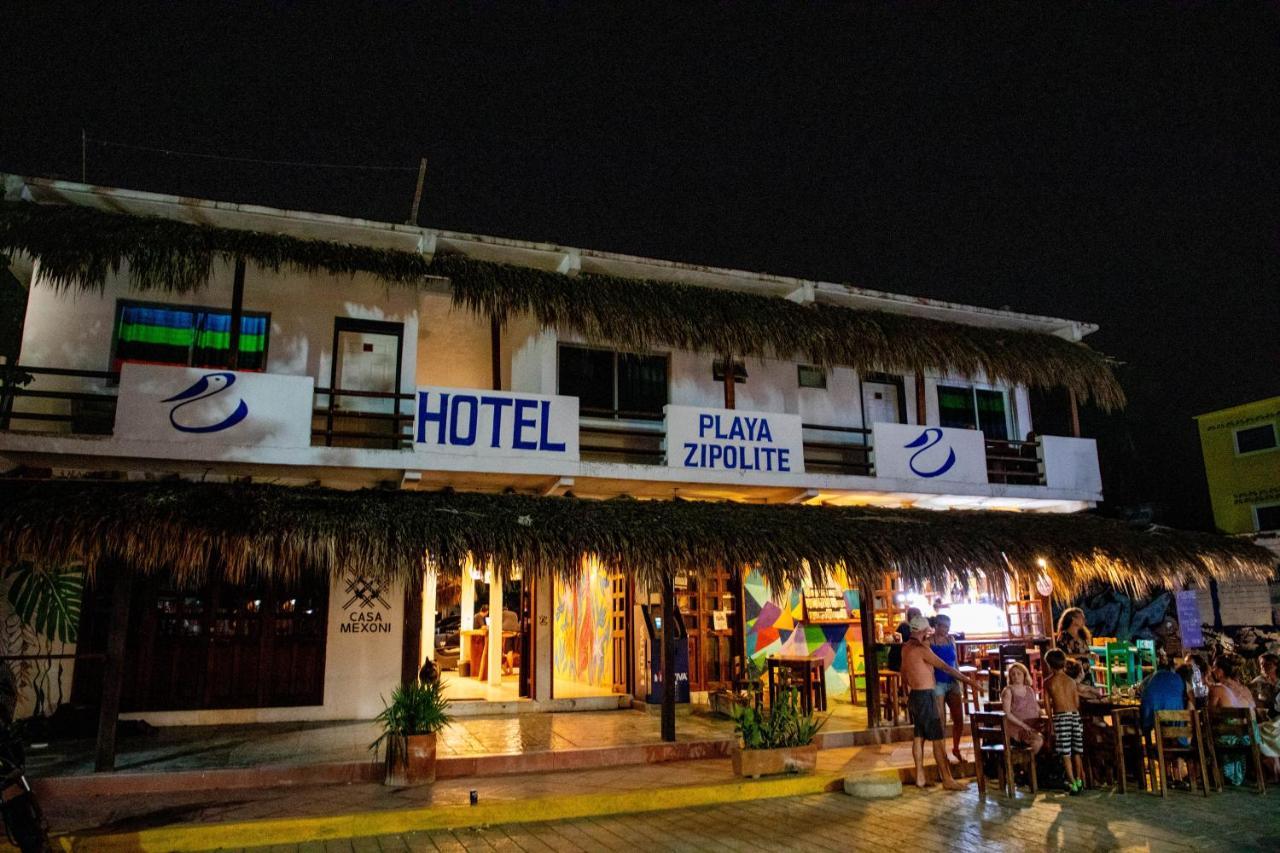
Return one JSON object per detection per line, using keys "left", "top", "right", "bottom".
{"left": 0, "top": 720, "right": 51, "bottom": 853}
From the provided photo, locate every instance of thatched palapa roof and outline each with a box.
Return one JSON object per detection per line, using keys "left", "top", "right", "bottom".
{"left": 0, "top": 201, "right": 1123, "bottom": 409}
{"left": 0, "top": 480, "right": 1270, "bottom": 598}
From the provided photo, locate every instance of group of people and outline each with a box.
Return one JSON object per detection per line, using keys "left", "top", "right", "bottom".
{"left": 892, "top": 604, "right": 1280, "bottom": 793}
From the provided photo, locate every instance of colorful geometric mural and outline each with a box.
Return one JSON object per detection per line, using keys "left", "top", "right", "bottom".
{"left": 553, "top": 560, "right": 613, "bottom": 688}
{"left": 743, "top": 570, "right": 864, "bottom": 696}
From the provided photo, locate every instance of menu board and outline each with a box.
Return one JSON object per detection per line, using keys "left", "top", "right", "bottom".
{"left": 803, "top": 586, "right": 854, "bottom": 624}
{"left": 1175, "top": 590, "right": 1204, "bottom": 650}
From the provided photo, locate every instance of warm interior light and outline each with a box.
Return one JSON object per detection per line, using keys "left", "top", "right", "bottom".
{"left": 1036, "top": 557, "right": 1048, "bottom": 568}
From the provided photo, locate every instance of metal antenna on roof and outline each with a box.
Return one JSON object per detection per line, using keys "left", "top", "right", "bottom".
{"left": 408, "top": 157, "right": 427, "bottom": 225}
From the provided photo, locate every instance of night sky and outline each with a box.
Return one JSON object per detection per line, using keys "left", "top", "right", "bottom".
{"left": 2, "top": 4, "right": 1276, "bottom": 529}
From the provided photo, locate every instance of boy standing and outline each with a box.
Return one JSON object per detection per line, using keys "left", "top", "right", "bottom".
{"left": 1045, "top": 648, "right": 1085, "bottom": 794}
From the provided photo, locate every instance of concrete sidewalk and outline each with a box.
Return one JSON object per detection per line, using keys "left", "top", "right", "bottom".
{"left": 47, "top": 740, "right": 959, "bottom": 851}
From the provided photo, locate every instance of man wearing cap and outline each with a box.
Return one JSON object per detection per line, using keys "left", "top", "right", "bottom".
{"left": 901, "top": 614, "right": 978, "bottom": 790}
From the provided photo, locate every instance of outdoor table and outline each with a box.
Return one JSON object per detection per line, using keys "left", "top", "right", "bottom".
{"left": 767, "top": 655, "right": 821, "bottom": 715}
{"left": 1081, "top": 699, "right": 1145, "bottom": 793}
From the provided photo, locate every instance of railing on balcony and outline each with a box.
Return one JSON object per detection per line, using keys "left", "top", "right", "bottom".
{"left": 802, "top": 423, "right": 873, "bottom": 476}
{"left": 984, "top": 438, "right": 1044, "bottom": 486}
{"left": 0, "top": 364, "right": 119, "bottom": 434}
{"left": 313, "top": 386, "right": 415, "bottom": 450}
{"left": 578, "top": 409, "right": 665, "bottom": 465}
{"left": 0, "top": 364, "right": 1057, "bottom": 490}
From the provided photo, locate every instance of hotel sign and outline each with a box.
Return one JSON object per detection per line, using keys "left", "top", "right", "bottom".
{"left": 871, "top": 422, "right": 988, "bottom": 485}
{"left": 664, "top": 405, "right": 805, "bottom": 474}
{"left": 115, "top": 363, "right": 315, "bottom": 448}
{"left": 413, "top": 386, "right": 579, "bottom": 460}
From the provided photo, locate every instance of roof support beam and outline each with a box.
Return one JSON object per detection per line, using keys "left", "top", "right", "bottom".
{"left": 556, "top": 250, "right": 581, "bottom": 277}
{"left": 785, "top": 283, "right": 816, "bottom": 303}
{"left": 542, "top": 477, "right": 574, "bottom": 497}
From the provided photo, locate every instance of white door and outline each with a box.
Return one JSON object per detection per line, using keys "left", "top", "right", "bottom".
{"left": 862, "top": 381, "right": 902, "bottom": 427}
{"left": 335, "top": 330, "right": 398, "bottom": 413}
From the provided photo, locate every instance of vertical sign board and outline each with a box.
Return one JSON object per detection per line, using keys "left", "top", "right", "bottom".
{"left": 1175, "top": 589, "right": 1205, "bottom": 649}
{"left": 871, "top": 422, "right": 989, "bottom": 486}
{"left": 413, "top": 386, "right": 579, "bottom": 461}
{"left": 664, "top": 404, "right": 805, "bottom": 474}
{"left": 115, "top": 363, "right": 315, "bottom": 448}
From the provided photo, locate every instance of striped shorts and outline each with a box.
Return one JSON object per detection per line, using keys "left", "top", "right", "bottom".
{"left": 1053, "top": 711, "right": 1084, "bottom": 755}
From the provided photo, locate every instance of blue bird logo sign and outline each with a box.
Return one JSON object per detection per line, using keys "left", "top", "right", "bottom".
{"left": 161, "top": 372, "right": 249, "bottom": 434}
{"left": 904, "top": 428, "right": 957, "bottom": 478}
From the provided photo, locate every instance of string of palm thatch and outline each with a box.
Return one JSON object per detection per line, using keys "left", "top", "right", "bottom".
{"left": 0, "top": 480, "right": 1269, "bottom": 599}
{"left": 431, "top": 255, "right": 1124, "bottom": 410}
{"left": 0, "top": 200, "right": 436, "bottom": 293}
{"left": 0, "top": 201, "right": 1123, "bottom": 408}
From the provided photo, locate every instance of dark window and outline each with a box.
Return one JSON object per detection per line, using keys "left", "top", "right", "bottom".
{"left": 937, "top": 385, "right": 1010, "bottom": 439}
{"left": 112, "top": 300, "right": 269, "bottom": 372}
{"left": 1235, "top": 424, "right": 1277, "bottom": 455}
{"left": 798, "top": 365, "right": 827, "bottom": 389}
{"left": 558, "top": 345, "right": 667, "bottom": 419}
{"left": 1255, "top": 504, "right": 1280, "bottom": 532}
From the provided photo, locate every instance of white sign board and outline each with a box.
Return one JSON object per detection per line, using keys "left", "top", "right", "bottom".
{"left": 115, "top": 363, "right": 315, "bottom": 448}
{"left": 413, "top": 386, "right": 579, "bottom": 461}
{"left": 1215, "top": 580, "right": 1273, "bottom": 626}
{"left": 665, "top": 405, "right": 804, "bottom": 474}
{"left": 871, "top": 422, "right": 988, "bottom": 485}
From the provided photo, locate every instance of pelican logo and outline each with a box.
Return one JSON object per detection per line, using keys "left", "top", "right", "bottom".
{"left": 905, "top": 428, "right": 957, "bottom": 478}
{"left": 161, "top": 372, "right": 249, "bottom": 434}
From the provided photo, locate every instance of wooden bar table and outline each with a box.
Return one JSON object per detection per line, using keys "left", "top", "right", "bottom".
{"left": 767, "top": 655, "right": 820, "bottom": 715}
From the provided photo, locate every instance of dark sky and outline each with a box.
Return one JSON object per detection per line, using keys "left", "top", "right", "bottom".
{"left": 2, "top": 4, "right": 1277, "bottom": 529}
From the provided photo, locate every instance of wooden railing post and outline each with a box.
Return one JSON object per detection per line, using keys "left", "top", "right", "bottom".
{"left": 859, "top": 589, "right": 880, "bottom": 727}
{"left": 94, "top": 569, "right": 133, "bottom": 772}
{"left": 660, "top": 573, "right": 677, "bottom": 742}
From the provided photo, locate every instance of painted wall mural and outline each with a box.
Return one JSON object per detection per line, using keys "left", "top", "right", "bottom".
{"left": 0, "top": 563, "right": 83, "bottom": 720}
{"left": 553, "top": 560, "right": 613, "bottom": 689}
{"left": 743, "top": 570, "right": 863, "bottom": 697}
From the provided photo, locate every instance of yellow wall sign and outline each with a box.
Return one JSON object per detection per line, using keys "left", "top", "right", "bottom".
{"left": 1195, "top": 396, "right": 1280, "bottom": 534}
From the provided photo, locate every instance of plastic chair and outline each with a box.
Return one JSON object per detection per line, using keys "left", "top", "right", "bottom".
{"left": 1205, "top": 707, "right": 1266, "bottom": 794}
{"left": 970, "top": 711, "right": 1038, "bottom": 797}
{"left": 1100, "top": 641, "right": 1138, "bottom": 692}
{"left": 1134, "top": 639, "right": 1157, "bottom": 679}
{"left": 1152, "top": 709, "right": 1212, "bottom": 797}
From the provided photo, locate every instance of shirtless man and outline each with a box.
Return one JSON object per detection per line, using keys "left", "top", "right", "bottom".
{"left": 901, "top": 615, "right": 979, "bottom": 790}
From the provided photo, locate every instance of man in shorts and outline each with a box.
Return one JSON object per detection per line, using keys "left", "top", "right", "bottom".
{"left": 901, "top": 615, "right": 979, "bottom": 790}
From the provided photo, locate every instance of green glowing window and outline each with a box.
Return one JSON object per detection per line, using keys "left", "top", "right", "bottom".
{"left": 112, "top": 300, "right": 270, "bottom": 372}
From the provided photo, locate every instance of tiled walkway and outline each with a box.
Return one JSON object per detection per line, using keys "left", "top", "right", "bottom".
{"left": 31, "top": 699, "right": 871, "bottom": 778}
{"left": 42, "top": 741, "right": 964, "bottom": 835}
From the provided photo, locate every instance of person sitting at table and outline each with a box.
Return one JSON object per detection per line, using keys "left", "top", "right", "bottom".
{"left": 1000, "top": 662, "right": 1044, "bottom": 754}
{"left": 1208, "top": 655, "right": 1257, "bottom": 786}
{"left": 1253, "top": 653, "right": 1280, "bottom": 780}
{"left": 1140, "top": 652, "right": 1187, "bottom": 733}
{"left": 1055, "top": 607, "right": 1095, "bottom": 685}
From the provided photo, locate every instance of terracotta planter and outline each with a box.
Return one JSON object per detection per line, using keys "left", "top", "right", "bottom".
{"left": 384, "top": 733, "right": 438, "bottom": 786}
{"left": 731, "top": 743, "right": 818, "bottom": 779}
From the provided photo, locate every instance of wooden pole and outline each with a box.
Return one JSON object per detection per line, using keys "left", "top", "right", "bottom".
{"left": 490, "top": 316, "right": 502, "bottom": 391}
{"left": 722, "top": 357, "right": 736, "bottom": 410}
{"left": 859, "top": 588, "right": 880, "bottom": 727}
{"left": 81, "top": 129, "right": 87, "bottom": 183}
{"left": 408, "top": 157, "right": 427, "bottom": 225}
{"left": 401, "top": 578, "right": 423, "bottom": 685}
{"left": 914, "top": 370, "right": 926, "bottom": 425}
{"left": 94, "top": 570, "right": 133, "bottom": 772}
{"left": 1068, "top": 389, "right": 1081, "bottom": 438}
{"left": 660, "top": 574, "right": 677, "bottom": 742}
{"left": 228, "top": 256, "right": 246, "bottom": 370}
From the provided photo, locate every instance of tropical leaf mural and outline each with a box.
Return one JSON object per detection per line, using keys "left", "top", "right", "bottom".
{"left": 4, "top": 562, "right": 82, "bottom": 645}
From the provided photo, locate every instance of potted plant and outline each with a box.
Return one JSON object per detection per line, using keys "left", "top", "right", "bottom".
{"left": 730, "top": 687, "right": 826, "bottom": 779}
{"left": 371, "top": 679, "right": 451, "bottom": 786}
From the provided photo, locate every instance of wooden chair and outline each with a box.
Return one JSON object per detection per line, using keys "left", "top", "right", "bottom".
{"left": 1152, "top": 709, "right": 1212, "bottom": 797}
{"left": 1114, "top": 709, "right": 1152, "bottom": 794}
{"left": 1134, "top": 639, "right": 1157, "bottom": 680}
{"left": 878, "top": 671, "right": 902, "bottom": 725}
{"left": 808, "top": 663, "right": 828, "bottom": 712}
{"left": 1204, "top": 707, "right": 1266, "bottom": 794}
{"left": 1081, "top": 706, "right": 1118, "bottom": 788}
{"left": 971, "top": 711, "right": 1038, "bottom": 797}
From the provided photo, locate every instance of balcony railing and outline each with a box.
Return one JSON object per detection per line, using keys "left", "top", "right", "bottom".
{"left": 0, "top": 364, "right": 1056, "bottom": 490}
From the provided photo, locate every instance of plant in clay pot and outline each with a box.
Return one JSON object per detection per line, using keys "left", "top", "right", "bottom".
{"left": 371, "top": 679, "right": 451, "bottom": 786}
{"left": 730, "top": 686, "right": 826, "bottom": 778}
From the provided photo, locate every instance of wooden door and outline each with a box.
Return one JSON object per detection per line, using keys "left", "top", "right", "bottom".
{"left": 676, "top": 568, "right": 737, "bottom": 692}
{"left": 609, "top": 570, "right": 631, "bottom": 694}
